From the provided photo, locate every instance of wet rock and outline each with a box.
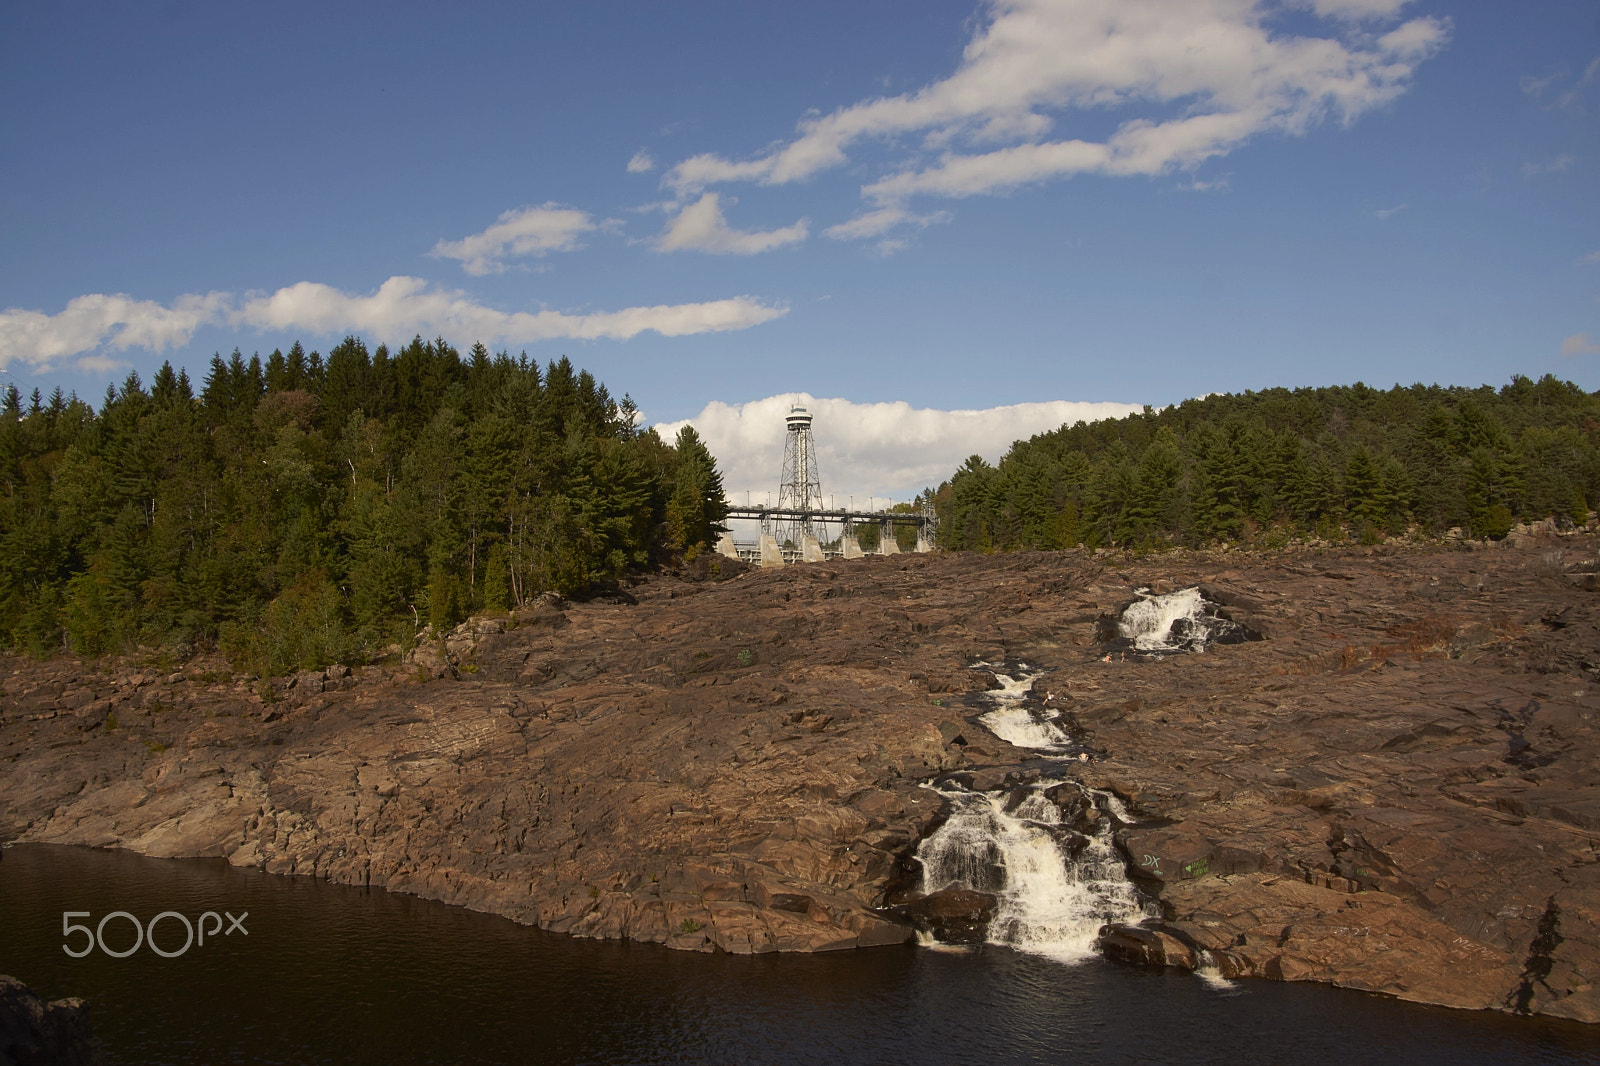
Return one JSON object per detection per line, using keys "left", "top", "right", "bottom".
{"left": 1042, "top": 784, "right": 1100, "bottom": 834}
{"left": 1098, "top": 924, "right": 1199, "bottom": 970}
{"left": 891, "top": 888, "right": 997, "bottom": 944}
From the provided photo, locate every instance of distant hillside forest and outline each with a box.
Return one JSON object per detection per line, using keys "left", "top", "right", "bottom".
{"left": 0, "top": 337, "right": 729, "bottom": 668}
{"left": 934, "top": 376, "right": 1600, "bottom": 553}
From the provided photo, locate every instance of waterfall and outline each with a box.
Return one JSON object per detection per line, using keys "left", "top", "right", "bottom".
{"left": 901, "top": 661, "right": 1149, "bottom": 961}
{"left": 914, "top": 780, "right": 1150, "bottom": 962}
{"left": 901, "top": 611, "right": 1247, "bottom": 970}
{"left": 1116, "top": 586, "right": 1250, "bottom": 655}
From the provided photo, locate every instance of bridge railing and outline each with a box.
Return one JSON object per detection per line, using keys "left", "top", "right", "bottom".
{"left": 723, "top": 505, "right": 931, "bottom": 526}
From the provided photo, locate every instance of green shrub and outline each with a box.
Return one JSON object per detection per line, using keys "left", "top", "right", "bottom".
{"left": 223, "top": 573, "right": 355, "bottom": 678}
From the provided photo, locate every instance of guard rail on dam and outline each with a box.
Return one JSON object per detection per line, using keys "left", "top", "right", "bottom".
{"left": 718, "top": 505, "right": 936, "bottom": 567}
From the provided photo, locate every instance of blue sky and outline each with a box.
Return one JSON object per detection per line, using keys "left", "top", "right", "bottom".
{"left": 2, "top": 1, "right": 1597, "bottom": 495}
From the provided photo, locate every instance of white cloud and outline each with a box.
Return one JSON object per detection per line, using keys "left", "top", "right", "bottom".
{"left": 1303, "top": 0, "right": 1411, "bottom": 19}
{"left": 75, "top": 354, "right": 133, "bottom": 374}
{"left": 654, "top": 193, "right": 809, "bottom": 254}
{"left": 1522, "top": 155, "right": 1576, "bottom": 178}
{"left": 824, "top": 206, "right": 916, "bottom": 241}
{"left": 0, "top": 279, "right": 787, "bottom": 370}
{"left": 0, "top": 291, "right": 230, "bottom": 372}
{"left": 1578, "top": 250, "right": 1600, "bottom": 266}
{"left": 429, "top": 203, "right": 595, "bottom": 275}
{"left": 235, "top": 276, "right": 787, "bottom": 343}
{"left": 654, "top": 392, "right": 1143, "bottom": 503}
{"left": 1521, "top": 72, "right": 1561, "bottom": 100}
{"left": 1375, "top": 16, "right": 1441, "bottom": 56}
{"left": 1525, "top": 56, "right": 1600, "bottom": 110}
{"left": 1374, "top": 202, "right": 1408, "bottom": 218}
{"left": 822, "top": 205, "right": 952, "bottom": 245}
{"left": 1560, "top": 333, "right": 1600, "bottom": 358}
{"left": 662, "top": 0, "right": 1449, "bottom": 237}
{"left": 627, "top": 150, "right": 656, "bottom": 173}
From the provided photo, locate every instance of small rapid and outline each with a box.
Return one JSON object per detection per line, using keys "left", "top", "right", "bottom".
{"left": 971, "top": 662, "right": 1079, "bottom": 754}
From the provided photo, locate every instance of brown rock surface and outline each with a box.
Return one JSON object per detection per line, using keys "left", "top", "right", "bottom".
{"left": 890, "top": 888, "right": 999, "bottom": 944}
{"left": 1, "top": 536, "right": 1598, "bottom": 1021}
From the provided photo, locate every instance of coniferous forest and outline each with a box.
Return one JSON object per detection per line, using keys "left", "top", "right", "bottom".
{"left": 0, "top": 337, "right": 729, "bottom": 671}
{"left": 935, "top": 376, "right": 1600, "bottom": 553}
{"left": 8, "top": 356, "right": 1600, "bottom": 668}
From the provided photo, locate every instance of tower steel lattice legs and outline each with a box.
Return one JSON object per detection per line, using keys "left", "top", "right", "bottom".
{"left": 776, "top": 404, "right": 824, "bottom": 549}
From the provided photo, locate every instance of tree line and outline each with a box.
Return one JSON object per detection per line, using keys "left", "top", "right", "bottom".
{"left": 0, "top": 337, "right": 729, "bottom": 671}
{"left": 934, "top": 376, "right": 1600, "bottom": 553}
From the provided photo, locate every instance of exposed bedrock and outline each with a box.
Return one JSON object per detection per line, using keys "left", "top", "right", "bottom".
{"left": 2, "top": 536, "right": 1598, "bottom": 1019}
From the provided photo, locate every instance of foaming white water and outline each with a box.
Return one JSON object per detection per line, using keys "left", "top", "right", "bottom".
{"left": 973, "top": 663, "right": 1074, "bottom": 752}
{"left": 1119, "top": 587, "right": 1204, "bottom": 651}
{"left": 1203, "top": 960, "right": 1235, "bottom": 992}
{"left": 914, "top": 933, "right": 975, "bottom": 953}
{"left": 917, "top": 783, "right": 1147, "bottom": 962}
{"left": 1097, "top": 790, "right": 1135, "bottom": 824}
{"left": 1117, "top": 586, "right": 1244, "bottom": 654}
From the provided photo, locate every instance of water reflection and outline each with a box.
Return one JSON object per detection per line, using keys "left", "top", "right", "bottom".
{"left": 2, "top": 844, "right": 1594, "bottom": 1065}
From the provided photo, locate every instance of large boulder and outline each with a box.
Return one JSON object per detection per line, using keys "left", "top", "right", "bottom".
{"left": 1120, "top": 826, "right": 1214, "bottom": 882}
{"left": 1098, "top": 924, "right": 1199, "bottom": 970}
{"left": 891, "top": 888, "right": 997, "bottom": 944}
{"left": 0, "top": 975, "right": 101, "bottom": 1066}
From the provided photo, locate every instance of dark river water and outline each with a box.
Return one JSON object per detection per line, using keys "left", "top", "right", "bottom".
{"left": 1, "top": 844, "right": 1595, "bottom": 1065}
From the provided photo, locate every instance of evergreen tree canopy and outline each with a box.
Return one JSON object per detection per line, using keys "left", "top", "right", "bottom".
{"left": 0, "top": 338, "right": 729, "bottom": 672}
{"left": 933, "top": 377, "right": 1600, "bottom": 552}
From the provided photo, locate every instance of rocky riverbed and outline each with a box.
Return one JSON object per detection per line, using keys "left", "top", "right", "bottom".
{"left": 2, "top": 535, "right": 1597, "bottom": 1022}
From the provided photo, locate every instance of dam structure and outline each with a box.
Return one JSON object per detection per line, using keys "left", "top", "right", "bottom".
{"left": 718, "top": 404, "right": 937, "bottom": 567}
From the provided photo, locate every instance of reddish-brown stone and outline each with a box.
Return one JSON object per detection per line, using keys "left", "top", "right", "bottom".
{"left": 1, "top": 535, "right": 1597, "bottom": 1019}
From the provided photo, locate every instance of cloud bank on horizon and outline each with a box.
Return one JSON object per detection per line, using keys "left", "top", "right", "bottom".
{"left": 654, "top": 393, "right": 1144, "bottom": 504}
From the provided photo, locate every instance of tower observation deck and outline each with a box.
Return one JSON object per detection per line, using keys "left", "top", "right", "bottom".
{"left": 718, "top": 403, "right": 937, "bottom": 567}
{"left": 775, "top": 405, "right": 823, "bottom": 548}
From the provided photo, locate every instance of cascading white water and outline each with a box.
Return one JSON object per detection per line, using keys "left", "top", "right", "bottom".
{"left": 1118, "top": 586, "right": 1205, "bottom": 651}
{"left": 903, "top": 661, "right": 1149, "bottom": 960}
{"left": 972, "top": 663, "right": 1075, "bottom": 753}
{"left": 916, "top": 782, "right": 1149, "bottom": 962}
{"left": 1117, "top": 586, "right": 1246, "bottom": 654}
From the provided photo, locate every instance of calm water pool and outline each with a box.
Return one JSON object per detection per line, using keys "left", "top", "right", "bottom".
{"left": 1, "top": 843, "right": 1594, "bottom": 1065}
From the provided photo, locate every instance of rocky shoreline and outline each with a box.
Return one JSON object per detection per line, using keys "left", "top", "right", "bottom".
{"left": 2, "top": 535, "right": 1596, "bottom": 1022}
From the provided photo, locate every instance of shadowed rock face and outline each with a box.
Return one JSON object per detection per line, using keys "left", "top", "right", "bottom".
{"left": 889, "top": 888, "right": 998, "bottom": 943}
{"left": 1, "top": 537, "right": 1598, "bottom": 1020}
{"left": 0, "top": 974, "right": 101, "bottom": 1066}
